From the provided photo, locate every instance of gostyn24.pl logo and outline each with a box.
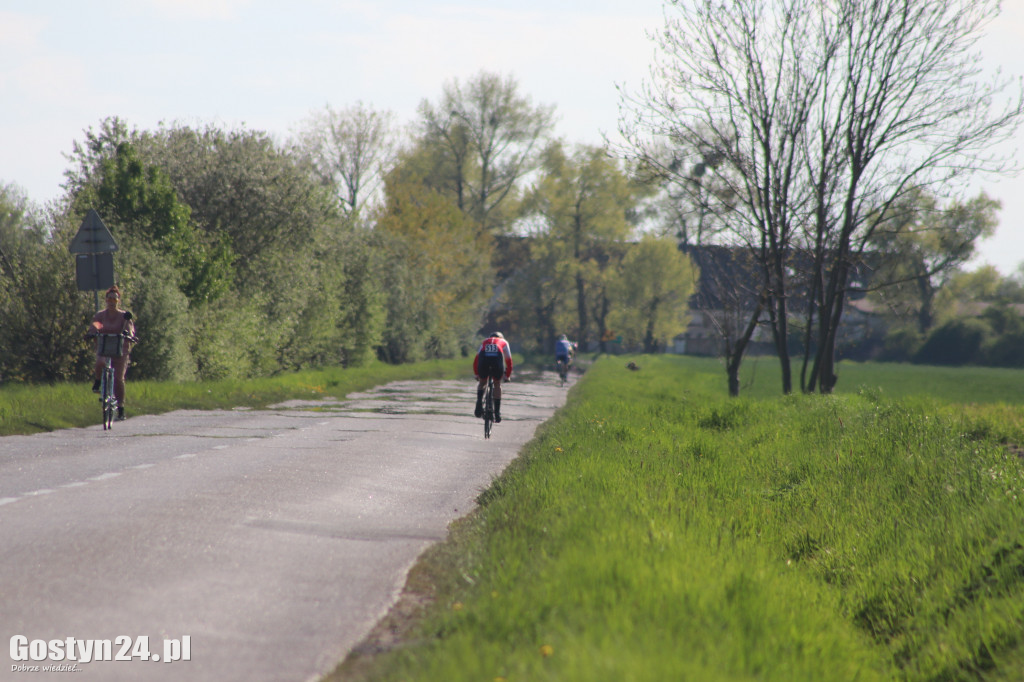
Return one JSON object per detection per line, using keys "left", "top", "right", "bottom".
{"left": 10, "top": 635, "right": 191, "bottom": 667}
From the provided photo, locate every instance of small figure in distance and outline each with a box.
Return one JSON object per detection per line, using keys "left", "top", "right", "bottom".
{"left": 84, "top": 285, "right": 136, "bottom": 421}
{"left": 473, "top": 331, "right": 513, "bottom": 423}
{"left": 626, "top": 361, "right": 640, "bottom": 371}
{"left": 555, "top": 334, "right": 576, "bottom": 383}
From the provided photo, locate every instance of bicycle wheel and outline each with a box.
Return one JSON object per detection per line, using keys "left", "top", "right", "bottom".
{"left": 101, "top": 367, "right": 115, "bottom": 430}
{"left": 557, "top": 360, "right": 567, "bottom": 386}
{"left": 483, "top": 378, "right": 493, "bottom": 439}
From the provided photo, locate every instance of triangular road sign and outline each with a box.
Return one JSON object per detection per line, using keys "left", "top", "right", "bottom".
{"left": 69, "top": 209, "right": 119, "bottom": 254}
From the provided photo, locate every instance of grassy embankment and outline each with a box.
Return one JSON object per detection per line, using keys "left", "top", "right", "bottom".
{"left": 331, "top": 355, "right": 1024, "bottom": 682}
{"left": 0, "top": 358, "right": 470, "bottom": 436}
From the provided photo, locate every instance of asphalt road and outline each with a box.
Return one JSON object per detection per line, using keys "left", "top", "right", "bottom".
{"left": 0, "top": 372, "right": 572, "bottom": 682}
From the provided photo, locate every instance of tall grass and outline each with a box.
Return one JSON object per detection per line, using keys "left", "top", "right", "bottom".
{"left": 333, "top": 355, "right": 1024, "bottom": 681}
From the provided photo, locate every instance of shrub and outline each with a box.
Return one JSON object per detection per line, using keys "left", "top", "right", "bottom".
{"left": 982, "top": 330, "right": 1024, "bottom": 367}
{"left": 878, "top": 326, "right": 924, "bottom": 363}
{"left": 914, "top": 318, "right": 991, "bottom": 366}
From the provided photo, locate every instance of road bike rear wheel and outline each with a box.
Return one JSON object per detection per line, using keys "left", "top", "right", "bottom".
{"left": 557, "top": 360, "right": 567, "bottom": 386}
{"left": 483, "top": 378, "right": 494, "bottom": 439}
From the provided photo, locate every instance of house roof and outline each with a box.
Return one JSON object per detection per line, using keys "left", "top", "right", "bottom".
{"left": 681, "top": 243, "right": 878, "bottom": 310}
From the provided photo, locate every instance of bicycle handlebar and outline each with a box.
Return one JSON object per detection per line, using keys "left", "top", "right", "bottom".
{"left": 83, "top": 329, "right": 140, "bottom": 344}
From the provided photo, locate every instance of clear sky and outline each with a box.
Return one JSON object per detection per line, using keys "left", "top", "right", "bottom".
{"left": 2, "top": 1, "right": 1022, "bottom": 275}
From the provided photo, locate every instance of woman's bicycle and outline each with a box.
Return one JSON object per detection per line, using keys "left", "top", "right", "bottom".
{"left": 97, "top": 350, "right": 119, "bottom": 430}
{"left": 86, "top": 320, "right": 138, "bottom": 431}
{"left": 482, "top": 376, "right": 496, "bottom": 439}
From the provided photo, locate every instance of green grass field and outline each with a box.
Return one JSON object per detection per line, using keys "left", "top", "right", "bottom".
{"left": 330, "top": 355, "right": 1024, "bottom": 682}
{"left": 5, "top": 355, "right": 1023, "bottom": 680}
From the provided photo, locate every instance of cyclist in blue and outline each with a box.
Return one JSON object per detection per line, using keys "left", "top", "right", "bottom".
{"left": 555, "top": 334, "right": 576, "bottom": 372}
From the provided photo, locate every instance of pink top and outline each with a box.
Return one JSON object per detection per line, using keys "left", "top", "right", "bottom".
{"left": 90, "top": 309, "right": 134, "bottom": 355}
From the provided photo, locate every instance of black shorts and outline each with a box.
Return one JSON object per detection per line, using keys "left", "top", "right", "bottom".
{"left": 479, "top": 355, "right": 505, "bottom": 379}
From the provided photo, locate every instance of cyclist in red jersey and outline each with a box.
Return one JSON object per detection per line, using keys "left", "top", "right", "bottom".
{"left": 473, "top": 331, "right": 513, "bottom": 422}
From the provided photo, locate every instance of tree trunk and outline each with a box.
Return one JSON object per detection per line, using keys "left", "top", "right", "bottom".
{"left": 723, "top": 292, "right": 766, "bottom": 397}
{"left": 595, "top": 294, "right": 611, "bottom": 354}
{"left": 770, "top": 266, "right": 792, "bottom": 394}
{"left": 575, "top": 271, "right": 588, "bottom": 349}
{"left": 916, "top": 274, "right": 935, "bottom": 333}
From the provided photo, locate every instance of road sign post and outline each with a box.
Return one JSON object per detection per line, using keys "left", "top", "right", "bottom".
{"left": 69, "top": 209, "right": 118, "bottom": 311}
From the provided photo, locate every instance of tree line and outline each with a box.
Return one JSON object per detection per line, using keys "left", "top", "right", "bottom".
{"left": 4, "top": 0, "right": 1023, "bottom": 395}
{"left": 0, "top": 71, "right": 695, "bottom": 386}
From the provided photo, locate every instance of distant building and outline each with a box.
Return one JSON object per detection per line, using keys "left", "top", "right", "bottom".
{"left": 676, "top": 244, "right": 883, "bottom": 359}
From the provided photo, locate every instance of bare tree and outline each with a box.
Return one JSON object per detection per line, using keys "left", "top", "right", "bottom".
{"left": 802, "top": 0, "right": 1022, "bottom": 392}
{"left": 620, "top": 0, "right": 1022, "bottom": 395}
{"left": 619, "top": 0, "right": 825, "bottom": 394}
{"left": 293, "top": 102, "right": 400, "bottom": 219}
{"left": 417, "top": 71, "right": 556, "bottom": 235}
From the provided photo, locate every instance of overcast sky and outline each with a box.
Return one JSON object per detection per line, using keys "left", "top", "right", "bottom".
{"left": 2, "top": 1, "right": 1023, "bottom": 274}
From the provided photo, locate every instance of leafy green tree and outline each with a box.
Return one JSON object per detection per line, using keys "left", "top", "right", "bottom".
{"left": 62, "top": 117, "right": 133, "bottom": 199}
{"left": 610, "top": 234, "right": 697, "bottom": 352}
{"left": 373, "top": 162, "right": 493, "bottom": 362}
{"left": 935, "top": 265, "right": 1006, "bottom": 322}
{"left": 521, "top": 142, "right": 644, "bottom": 348}
{"left": 130, "top": 124, "right": 331, "bottom": 291}
{"left": 117, "top": 243, "right": 195, "bottom": 381}
{"left": 0, "top": 196, "right": 92, "bottom": 383}
{"left": 0, "top": 183, "right": 46, "bottom": 282}
{"left": 870, "top": 191, "right": 999, "bottom": 333}
{"left": 328, "top": 228, "right": 387, "bottom": 367}
{"left": 0, "top": 245, "right": 89, "bottom": 382}
{"left": 0, "top": 188, "right": 94, "bottom": 383}
{"left": 138, "top": 123, "right": 374, "bottom": 371}
{"left": 70, "top": 141, "right": 235, "bottom": 305}
{"left": 500, "top": 236, "right": 577, "bottom": 352}
{"left": 274, "top": 226, "right": 385, "bottom": 371}
{"left": 64, "top": 119, "right": 385, "bottom": 377}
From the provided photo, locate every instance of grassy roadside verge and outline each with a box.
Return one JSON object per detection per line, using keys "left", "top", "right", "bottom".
{"left": 0, "top": 358, "right": 470, "bottom": 436}
{"left": 329, "top": 355, "right": 1024, "bottom": 682}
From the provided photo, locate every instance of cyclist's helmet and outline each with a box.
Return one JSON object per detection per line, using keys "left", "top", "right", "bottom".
{"left": 491, "top": 331, "right": 505, "bottom": 340}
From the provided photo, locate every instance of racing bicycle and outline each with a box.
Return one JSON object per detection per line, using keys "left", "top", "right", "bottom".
{"left": 482, "top": 376, "right": 496, "bottom": 439}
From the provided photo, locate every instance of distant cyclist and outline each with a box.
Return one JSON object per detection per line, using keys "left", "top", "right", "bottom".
{"left": 473, "top": 331, "right": 513, "bottom": 422}
{"left": 84, "top": 285, "right": 136, "bottom": 421}
{"left": 555, "top": 334, "right": 576, "bottom": 371}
